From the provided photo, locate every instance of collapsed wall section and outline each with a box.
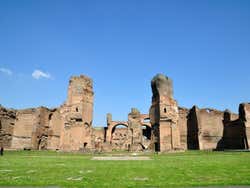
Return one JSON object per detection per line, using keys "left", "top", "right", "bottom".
{"left": 186, "top": 107, "right": 225, "bottom": 150}
{"left": 59, "top": 75, "right": 94, "bottom": 151}
{"left": 47, "top": 109, "right": 62, "bottom": 150}
{"left": 238, "top": 103, "right": 250, "bottom": 148}
{"left": 11, "top": 108, "right": 38, "bottom": 149}
{"left": 11, "top": 107, "right": 52, "bottom": 150}
{"left": 186, "top": 105, "right": 249, "bottom": 150}
{"left": 221, "top": 110, "right": 245, "bottom": 149}
{"left": 198, "top": 108, "right": 224, "bottom": 150}
{"left": 0, "top": 106, "right": 16, "bottom": 148}
{"left": 149, "top": 74, "right": 181, "bottom": 152}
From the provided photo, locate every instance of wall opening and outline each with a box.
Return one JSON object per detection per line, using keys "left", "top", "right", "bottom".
{"left": 84, "top": 142, "right": 88, "bottom": 148}
{"left": 111, "top": 124, "right": 130, "bottom": 150}
{"left": 48, "top": 114, "right": 53, "bottom": 121}
{"left": 143, "top": 118, "right": 150, "bottom": 123}
{"left": 75, "top": 118, "right": 82, "bottom": 122}
{"left": 142, "top": 125, "right": 151, "bottom": 140}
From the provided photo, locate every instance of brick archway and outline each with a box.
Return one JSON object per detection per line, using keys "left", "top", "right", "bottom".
{"left": 106, "top": 121, "right": 129, "bottom": 143}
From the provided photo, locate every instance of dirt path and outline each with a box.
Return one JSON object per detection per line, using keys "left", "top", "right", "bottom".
{"left": 91, "top": 156, "right": 152, "bottom": 160}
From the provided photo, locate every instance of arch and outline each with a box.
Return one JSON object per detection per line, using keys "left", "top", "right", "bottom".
{"left": 111, "top": 123, "right": 128, "bottom": 135}
{"left": 110, "top": 123, "right": 131, "bottom": 150}
{"left": 106, "top": 122, "right": 128, "bottom": 143}
{"left": 83, "top": 142, "right": 88, "bottom": 148}
{"left": 84, "top": 122, "right": 89, "bottom": 128}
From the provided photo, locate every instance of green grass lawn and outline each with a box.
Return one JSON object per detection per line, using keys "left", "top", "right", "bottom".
{"left": 0, "top": 150, "right": 250, "bottom": 187}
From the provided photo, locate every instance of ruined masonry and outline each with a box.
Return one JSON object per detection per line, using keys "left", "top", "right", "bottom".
{"left": 0, "top": 74, "right": 249, "bottom": 152}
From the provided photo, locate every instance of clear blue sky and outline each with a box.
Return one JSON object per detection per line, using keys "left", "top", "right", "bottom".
{"left": 0, "top": 0, "right": 250, "bottom": 126}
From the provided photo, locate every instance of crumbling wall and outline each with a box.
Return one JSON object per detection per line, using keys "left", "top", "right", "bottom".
{"left": 33, "top": 107, "right": 51, "bottom": 150}
{"left": 128, "top": 108, "right": 143, "bottom": 151}
{"left": 2, "top": 73, "right": 250, "bottom": 153}
{"left": 198, "top": 108, "right": 224, "bottom": 150}
{"left": 0, "top": 106, "right": 16, "bottom": 148}
{"left": 11, "top": 108, "right": 38, "bottom": 149}
{"left": 221, "top": 120, "right": 245, "bottom": 149}
{"left": 187, "top": 106, "right": 201, "bottom": 150}
{"left": 239, "top": 103, "right": 250, "bottom": 148}
{"left": 111, "top": 128, "right": 131, "bottom": 151}
{"left": 92, "top": 128, "right": 105, "bottom": 152}
{"left": 60, "top": 75, "right": 94, "bottom": 151}
{"left": 178, "top": 107, "right": 189, "bottom": 150}
{"left": 187, "top": 106, "right": 241, "bottom": 150}
{"left": 149, "top": 74, "right": 180, "bottom": 152}
{"left": 11, "top": 107, "right": 51, "bottom": 150}
{"left": 187, "top": 107, "right": 225, "bottom": 150}
{"left": 105, "top": 109, "right": 149, "bottom": 152}
{"left": 47, "top": 109, "right": 62, "bottom": 150}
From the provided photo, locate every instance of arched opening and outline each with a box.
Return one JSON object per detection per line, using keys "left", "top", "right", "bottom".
{"left": 164, "top": 108, "right": 167, "bottom": 113}
{"left": 76, "top": 107, "right": 79, "bottom": 112}
{"left": 84, "top": 142, "right": 88, "bottom": 148}
{"left": 48, "top": 114, "right": 53, "bottom": 121}
{"left": 84, "top": 123, "right": 89, "bottom": 128}
{"left": 38, "top": 136, "right": 47, "bottom": 150}
{"left": 111, "top": 124, "right": 130, "bottom": 151}
{"left": 111, "top": 124, "right": 128, "bottom": 135}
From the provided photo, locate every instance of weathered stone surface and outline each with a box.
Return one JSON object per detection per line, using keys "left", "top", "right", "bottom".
{"left": 178, "top": 107, "right": 189, "bottom": 150}
{"left": 10, "top": 107, "right": 52, "bottom": 150}
{"left": 0, "top": 106, "right": 16, "bottom": 148}
{"left": 60, "top": 75, "right": 94, "bottom": 151}
{"left": 92, "top": 127, "right": 105, "bottom": 152}
{"left": 128, "top": 108, "right": 143, "bottom": 151}
{"left": 240, "top": 103, "right": 250, "bottom": 148}
{"left": 220, "top": 112, "right": 246, "bottom": 150}
{"left": 0, "top": 73, "right": 249, "bottom": 152}
{"left": 187, "top": 106, "right": 201, "bottom": 150}
{"left": 149, "top": 74, "right": 180, "bottom": 152}
{"left": 186, "top": 105, "right": 247, "bottom": 151}
{"left": 47, "top": 109, "right": 62, "bottom": 150}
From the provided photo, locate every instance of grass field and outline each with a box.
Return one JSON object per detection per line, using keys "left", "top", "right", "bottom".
{"left": 0, "top": 150, "right": 250, "bottom": 187}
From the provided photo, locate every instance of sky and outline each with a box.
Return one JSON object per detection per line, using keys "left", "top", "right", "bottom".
{"left": 0, "top": 0, "right": 250, "bottom": 126}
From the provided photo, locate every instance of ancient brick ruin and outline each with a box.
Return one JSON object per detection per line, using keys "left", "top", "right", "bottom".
{"left": 0, "top": 74, "right": 249, "bottom": 152}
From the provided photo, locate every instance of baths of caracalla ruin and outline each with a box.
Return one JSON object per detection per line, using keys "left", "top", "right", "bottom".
{"left": 0, "top": 74, "right": 250, "bottom": 152}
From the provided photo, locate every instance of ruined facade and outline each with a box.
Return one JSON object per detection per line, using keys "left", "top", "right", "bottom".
{"left": 0, "top": 74, "right": 249, "bottom": 152}
{"left": 149, "top": 74, "right": 180, "bottom": 151}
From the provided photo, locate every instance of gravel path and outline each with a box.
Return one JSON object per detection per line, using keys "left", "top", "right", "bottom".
{"left": 91, "top": 156, "right": 152, "bottom": 160}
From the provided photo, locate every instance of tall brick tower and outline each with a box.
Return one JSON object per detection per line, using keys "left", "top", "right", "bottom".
{"left": 149, "top": 74, "right": 180, "bottom": 152}
{"left": 60, "top": 75, "right": 94, "bottom": 151}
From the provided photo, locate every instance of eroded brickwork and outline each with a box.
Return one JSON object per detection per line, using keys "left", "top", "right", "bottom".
{"left": 149, "top": 74, "right": 181, "bottom": 152}
{"left": 59, "top": 75, "right": 93, "bottom": 151}
{"left": 0, "top": 106, "right": 16, "bottom": 148}
{"left": 1, "top": 73, "right": 249, "bottom": 152}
